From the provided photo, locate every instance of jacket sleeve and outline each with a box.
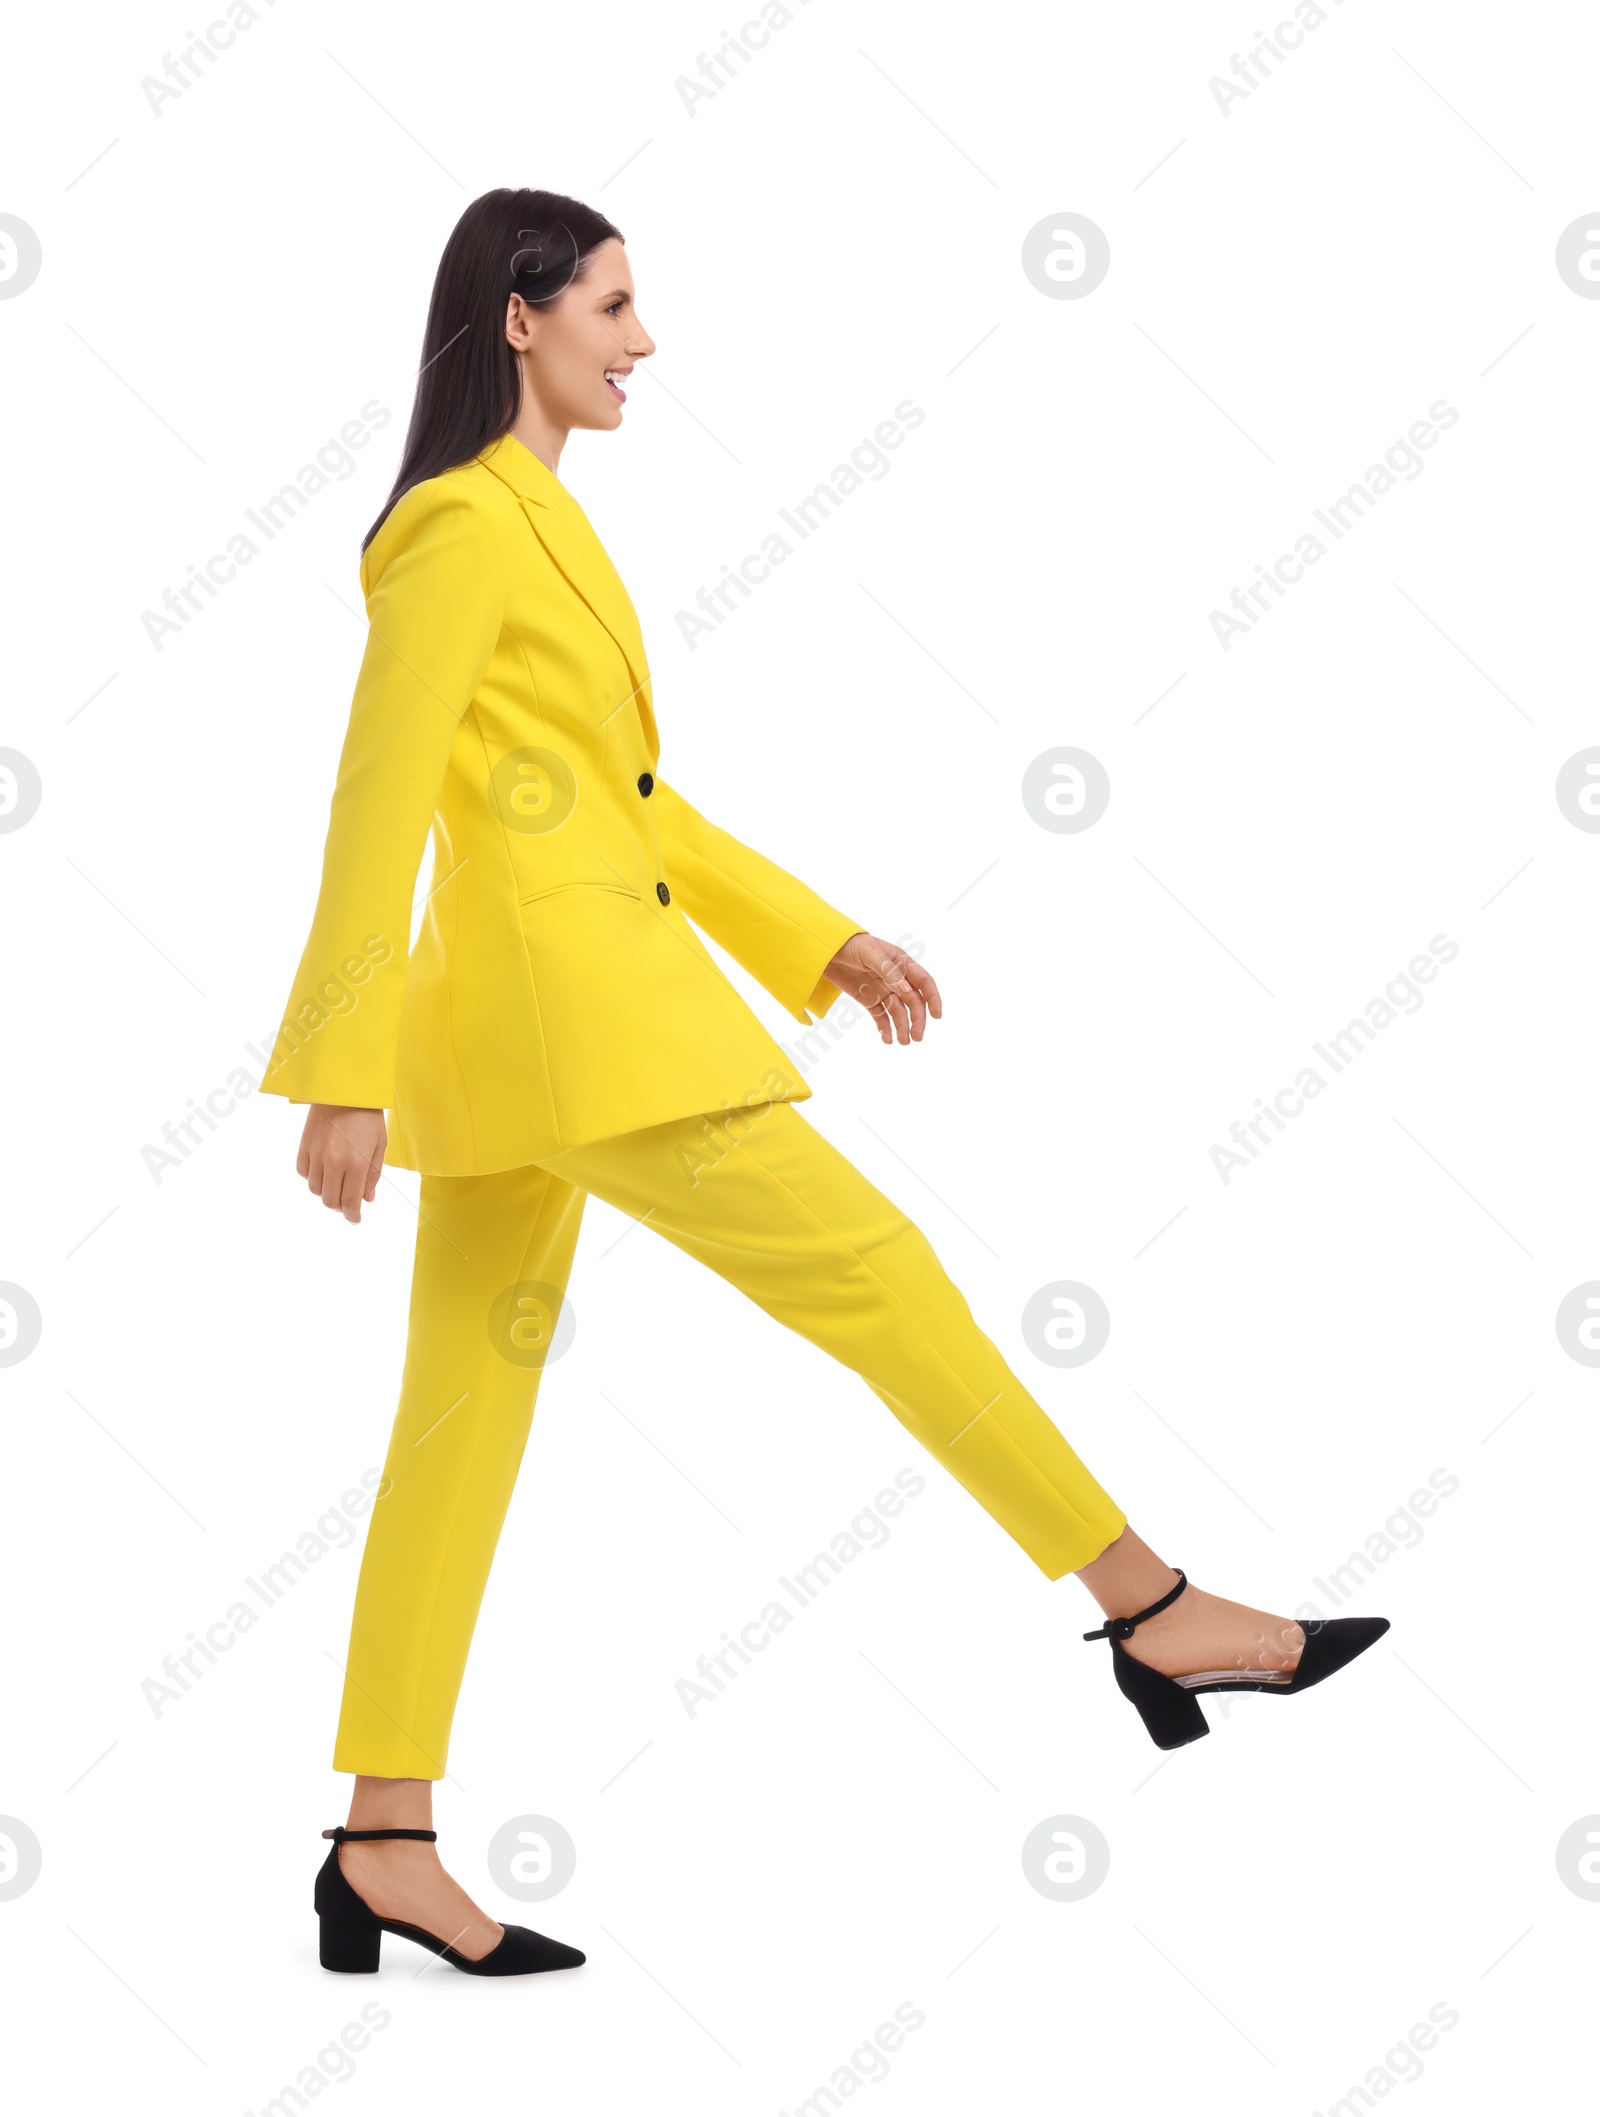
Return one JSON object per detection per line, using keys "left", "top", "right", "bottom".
{"left": 259, "top": 478, "right": 507, "bottom": 1109}
{"left": 652, "top": 778, "right": 865, "bottom": 1026}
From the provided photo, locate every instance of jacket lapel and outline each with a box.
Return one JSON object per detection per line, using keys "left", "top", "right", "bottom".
{"left": 477, "top": 434, "right": 659, "bottom": 765}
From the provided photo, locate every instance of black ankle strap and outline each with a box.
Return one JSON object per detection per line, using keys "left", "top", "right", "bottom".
{"left": 1083, "top": 1569, "right": 1188, "bottom": 1642}
{"left": 322, "top": 1826, "right": 438, "bottom": 1843}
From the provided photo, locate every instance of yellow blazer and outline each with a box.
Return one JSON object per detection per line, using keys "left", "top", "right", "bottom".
{"left": 260, "top": 432, "right": 863, "bottom": 1175}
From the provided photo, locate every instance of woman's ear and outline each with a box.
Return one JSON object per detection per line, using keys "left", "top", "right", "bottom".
{"left": 505, "top": 291, "right": 537, "bottom": 352}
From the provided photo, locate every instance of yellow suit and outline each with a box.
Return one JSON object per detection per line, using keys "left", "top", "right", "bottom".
{"left": 259, "top": 432, "right": 862, "bottom": 1170}
{"left": 264, "top": 431, "right": 1126, "bottom": 1780}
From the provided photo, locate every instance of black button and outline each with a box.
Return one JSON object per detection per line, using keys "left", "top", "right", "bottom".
{"left": 637, "top": 771, "right": 654, "bottom": 797}
{"left": 656, "top": 881, "right": 671, "bottom": 905}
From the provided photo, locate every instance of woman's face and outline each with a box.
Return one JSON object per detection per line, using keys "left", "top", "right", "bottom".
{"left": 506, "top": 236, "right": 655, "bottom": 434}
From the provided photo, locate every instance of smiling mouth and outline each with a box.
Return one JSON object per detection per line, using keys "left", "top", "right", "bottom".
{"left": 603, "top": 366, "right": 632, "bottom": 403}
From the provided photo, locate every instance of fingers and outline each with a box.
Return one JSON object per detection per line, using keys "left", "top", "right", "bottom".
{"left": 899, "top": 974, "right": 928, "bottom": 1040}
{"left": 338, "top": 1164, "right": 367, "bottom": 1224}
{"left": 304, "top": 1124, "right": 376, "bottom": 1220}
{"left": 902, "top": 957, "right": 943, "bottom": 1019}
{"left": 315, "top": 1151, "right": 366, "bottom": 1222}
{"left": 880, "top": 948, "right": 927, "bottom": 1043}
{"left": 871, "top": 979, "right": 913, "bottom": 1044}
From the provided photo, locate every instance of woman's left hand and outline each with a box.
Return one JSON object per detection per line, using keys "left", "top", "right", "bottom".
{"left": 824, "top": 932, "right": 943, "bottom": 1045}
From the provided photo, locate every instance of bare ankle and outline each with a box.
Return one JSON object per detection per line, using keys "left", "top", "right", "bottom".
{"left": 1076, "top": 1525, "right": 1182, "bottom": 1622}
{"left": 346, "top": 1773, "right": 434, "bottom": 1834}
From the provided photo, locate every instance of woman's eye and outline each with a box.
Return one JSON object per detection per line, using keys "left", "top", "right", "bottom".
{"left": 607, "top": 300, "right": 626, "bottom": 316}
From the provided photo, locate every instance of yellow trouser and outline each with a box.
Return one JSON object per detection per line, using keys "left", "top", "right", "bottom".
{"left": 333, "top": 1100, "right": 1126, "bottom": 1778}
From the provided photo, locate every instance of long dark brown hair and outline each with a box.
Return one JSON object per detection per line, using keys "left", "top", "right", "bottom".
{"left": 363, "top": 187, "right": 623, "bottom": 550}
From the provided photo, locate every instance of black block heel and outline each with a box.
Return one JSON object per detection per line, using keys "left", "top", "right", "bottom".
{"left": 317, "top": 1894, "right": 384, "bottom": 1973}
{"left": 1083, "top": 1570, "right": 1390, "bottom": 1751}
{"left": 1107, "top": 1638, "right": 1210, "bottom": 1749}
{"left": 314, "top": 1827, "right": 586, "bottom": 1976}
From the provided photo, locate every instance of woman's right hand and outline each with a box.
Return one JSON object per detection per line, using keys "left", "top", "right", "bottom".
{"left": 297, "top": 1104, "right": 387, "bottom": 1224}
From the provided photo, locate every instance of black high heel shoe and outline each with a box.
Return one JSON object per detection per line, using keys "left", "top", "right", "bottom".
{"left": 1083, "top": 1570, "right": 1390, "bottom": 1751}
{"left": 314, "top": 1827, "right": 586, "bottom": 1975}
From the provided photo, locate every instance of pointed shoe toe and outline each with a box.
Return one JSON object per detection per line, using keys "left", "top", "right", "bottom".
{"left": 1287, "top": 1614, "right": 1390, "bottom": 1693}
{"left": 471, "top": 1924, "right": 586, "bottom": 1975}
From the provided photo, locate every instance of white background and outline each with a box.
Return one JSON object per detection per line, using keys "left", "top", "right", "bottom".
{"left": 2, "top": 1, "right": 1595, "bottom": 2109}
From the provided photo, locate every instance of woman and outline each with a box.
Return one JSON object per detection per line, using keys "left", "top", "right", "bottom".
{"left": 264, "top": 189, "right": 1388, "bottom": 1978}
